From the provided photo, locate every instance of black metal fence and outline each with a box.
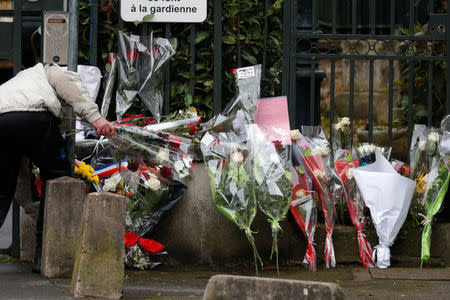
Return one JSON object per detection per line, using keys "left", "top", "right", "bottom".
{"left": 283, "top": 0, "right": 449, "bottom": 156}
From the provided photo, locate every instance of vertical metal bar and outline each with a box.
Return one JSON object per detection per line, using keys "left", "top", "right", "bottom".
{"left": 429, "top": 0, "right": 434, "bottom": 14}
{"left": 12, "top": 0, "right": 22, "bottom": 75}
{"left": 368, "top": 60, "right": 374, "bottom": 143}
{"left": 282, "top": 0, "right": 291, "bottom": 97}
{"left": 89, "top": 0, "right": 98, "bottom": 66}
{"left": 330, "top": 58, "right": 336, "bottom": 148}
{"left": 409, "top": 0, "right": 414, "bottom": 35}
{"left": 189, "top": 25, "right": 196, "bottom": 97}
{"left": 370, "top": 0, "right": 375, "bottom": 35}
{"left": 11, "top": 0, "right": 22, "bottom": 259}
{"left": 141, "top": 23, "right": 149, "bottom": 36}
{"left": 310, "top": 61, "right": 316, "bottom": 125}
{"left": 312, "top": 0, "right": 317, "bottom": 32}
{"left": 427, "top": 60, "right": 433, "bottom": 127}
{"left": 67, "top": 0, "right": 79, "bottom": 178}
{"left": 408, "top": 61, "right": 414, "bottom": 160}
{"left": 68, "top": 0, "right": 79, "bottom": 72}
{"left": 237, "top": 0, "right": 241, "bottom": 67}
{"left": 262, "top": 0, "right": 269, "bottom": 80}
{"left": 447, "top": 12, "right": 450, "bottom": 113}
{"left": 349, "top": 59, "right": 355, "bottom": 126}
{"left": 352, "top": 0, "right": 357, "bottom": 34}
{"left": 213, "top": 0, "right": 223, "bottom": 114}
{"left": 332, "top": 0, "right": 337, "bottom": 34}
{"left": 390, "top": 0, "right": 395, "bottom": 35}
{"left": 164, "top": 24, "right": 171, "bottom": 115}
{"left": 388, "top": 60, "right": 394, "bottom": 148}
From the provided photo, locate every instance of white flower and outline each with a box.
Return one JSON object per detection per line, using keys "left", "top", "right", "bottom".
{"left": 290, "top": 129, "right": 302, "bottom": 141}
{"left": 428, "top": 132, "right": 440, "bottom": 143}
{"left": 145, "top": 174, "right": 161, "bottom": 191}
{"left": 311, "top": 146, "right": 330, "bottom": 157}
{"left": 295, "top": 189, "right": 306, "bottom": 199}
{"left": 313, "top": 169, "right": 326, "bottom": 179}
{"left": 270, "top": 153, "right": 280, "bottom": 164}
{"left": 345, "top": 168, "right": 354, "bottom": 180}
{"left": 333, "top": 123, "right": 343, "bottom": 131}
{"left": 231, "top": 152, "right": 244, "bottom": 164}
{"left": 341, "top": 117, "right": 351, "bottom": 126}
{"left": 362, "top": 145, "right": 370, "bottom": 153}
{"left": 156, "top": 147, "right": 170, "bottom": 164}
{"left": 103, "top": 173, "right": 122, "bottom": 192}
{"left": 419, "top": 140, "right": 426, "bottom": 151}
{"left": 378, "top": 147, "right": 385, "bottom": 154}
{"left": 368, "top": 144, "right": 377, "bottom": 153}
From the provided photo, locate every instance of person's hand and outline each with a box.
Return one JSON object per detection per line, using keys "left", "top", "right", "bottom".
{"left": 92, "top": 117, "right": 115, "bottom": 136}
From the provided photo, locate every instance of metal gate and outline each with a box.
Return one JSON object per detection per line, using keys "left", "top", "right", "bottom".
{"left": 282, "top": 0, "right": 450, "bottom": 155}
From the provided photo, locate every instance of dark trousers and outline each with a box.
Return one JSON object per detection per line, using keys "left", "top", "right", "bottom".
{"left": 0, "top": 111, "right": 70, "bottom": 255}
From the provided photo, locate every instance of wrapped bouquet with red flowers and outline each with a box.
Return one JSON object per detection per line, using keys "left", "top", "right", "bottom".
{"left": 297, "top": 126, "right": 338, "bottom": 268}
{"left": 334, "top": 149, "right": 374, "bottom": 268}
{"left": 290, "top": 129, "right": 318, "bottom": 271}
{"left": 104, "top": 157, "right": 186, "bottom": 269}
{"left": 115, "top": 31, "right": 175, "bottom": 122}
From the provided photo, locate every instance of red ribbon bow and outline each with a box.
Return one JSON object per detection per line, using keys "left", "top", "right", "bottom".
{"left": 124, "top": 232, "right": 165, "bottom": 253}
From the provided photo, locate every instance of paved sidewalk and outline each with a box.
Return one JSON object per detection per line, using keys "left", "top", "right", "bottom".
{"left": 1, "top": 260, "right": 449, "bottom": 299}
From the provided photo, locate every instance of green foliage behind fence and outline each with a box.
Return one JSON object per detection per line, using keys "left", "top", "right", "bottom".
{"left": 78, "top": 0, "right": 284, "bottom": 119}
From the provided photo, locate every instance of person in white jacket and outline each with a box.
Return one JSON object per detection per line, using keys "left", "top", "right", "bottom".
{"left": 0, "top": 63, "right": 115, "bottom": 273}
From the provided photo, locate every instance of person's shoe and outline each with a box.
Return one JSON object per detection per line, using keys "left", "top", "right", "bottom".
{"left": 31, "top": 257, "right": 41, "bottom": 274}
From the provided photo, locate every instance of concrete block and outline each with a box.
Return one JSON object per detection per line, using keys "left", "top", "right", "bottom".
{"left": 202, "top": 275, "right": 345, "bottom": 300}
{"left": 41, "top": 176, "right": 86, "bottom": 278}
{"left": 71, "top": 192, "right": 126, "bottom": 299}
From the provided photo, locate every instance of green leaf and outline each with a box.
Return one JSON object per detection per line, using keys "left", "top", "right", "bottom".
{"left": 223, "top": 36, "right": 236, "bottom": 44}
{"left": 305, "top": 147, "right": 311, "bottom": 157}
{"left": 142, "top": 14, "right": 154, "bottom": 22}
{"left": 346, "top": 152, "right": 352, "bottom": 162}
{"left": 185, "top": 93, "right": 193, "bottom": 107}
{"left": 195, "top": 32, "right": 209, "bottom": 44}
{"left": 297, "top": 167, "right": 305, "bottom": 175}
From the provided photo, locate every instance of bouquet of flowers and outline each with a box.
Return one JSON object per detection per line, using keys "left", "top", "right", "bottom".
{"left": 74, "top": 159, "right": 100, "bottom": 193}
{"left": 110, "top": 123, "right": 195, "bottom": 178}
{"left": 353, "top": 150, "right": 416, "bottom": 268}
{"left": 356, "top": 143, "right": 391, "bottom": 166}
{"left": 333, "top": 117, "right": 352, "bottom": 150}
{"left": 290, "top": 129, "right": 318, "bottom": 271}
{"left": 100, "top": 53, "right": 118, "bottom": 118}
{"left": 101, "top": 155, "right": 186, "bottom": 269}
{"left": 410, "top": 124, "right": 428, "bottom": 181}
{"left": 334, "top": 149, "right": 374, "bottom": 268}
{"left": 298, "top": 126, "right": 338, "bottom": 268}
{"left": 247, "top": 124, "right": 292, "bottom": 273}
{"left": 419, "top": 117, "right": 450, "bottom": 265}
{"left": 200, "top": 128, "right": 262, "bottom": 274}
{"left": 420, "top": 159, "right": 450, "bottom": 265}
{"left": 115, "top": 31, "right": 175, "bottom": 122}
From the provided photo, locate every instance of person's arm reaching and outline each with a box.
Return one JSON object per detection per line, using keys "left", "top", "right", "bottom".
{"left": 45, "top": 64, "right": 115, "bottom": 136}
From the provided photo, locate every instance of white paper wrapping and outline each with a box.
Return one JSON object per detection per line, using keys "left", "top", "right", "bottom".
{"left": 353, "top": 150, "right": 416, "bottom": 268}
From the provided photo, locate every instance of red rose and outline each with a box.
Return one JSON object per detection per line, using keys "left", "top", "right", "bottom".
{"left": 160, "top": 166, "right": 173, "bottom": 179}
{"left": 187, "top": 124, "right": 196, "bottom": 136}
{"left": 107, "top": 53, "right": 117, "bottom": 63}
{"left": 273, "top": 140, "right": 283, "bottom": 149}
{"left": 127, "top": 49, "right": 139, "bottom": 60}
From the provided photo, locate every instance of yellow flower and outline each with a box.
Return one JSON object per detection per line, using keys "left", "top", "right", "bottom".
{"left": 91, "top": 175, "right": 99, "bottom": 185}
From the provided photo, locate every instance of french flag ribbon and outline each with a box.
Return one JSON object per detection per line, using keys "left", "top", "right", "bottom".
{"left": 93, "top": 160, "right": 128, "bottom": 179}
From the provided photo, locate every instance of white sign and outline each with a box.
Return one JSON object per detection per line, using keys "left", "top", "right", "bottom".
{"left": 121, "top": 0, "right": 207, "bottom": 23}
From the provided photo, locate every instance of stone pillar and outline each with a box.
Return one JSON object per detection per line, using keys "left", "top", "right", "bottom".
{"left": 71, "top": 192, "right": 126, "bottom": 299}
{"left": 203, "top": 275, "right": 345, "bottom": 300}
{"left": 41, "top": 176, "right": 85, "bottom": 278}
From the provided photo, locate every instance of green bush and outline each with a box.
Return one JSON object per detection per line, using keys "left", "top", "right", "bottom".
{"left": 78, "top": 0, "right": 284, "bottom": 119}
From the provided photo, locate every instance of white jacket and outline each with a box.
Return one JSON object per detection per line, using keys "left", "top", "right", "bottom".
{"left": 0, "top": 63, "right": 101, "bottom": 124}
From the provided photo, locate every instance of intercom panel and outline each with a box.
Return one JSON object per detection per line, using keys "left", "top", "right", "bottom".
{"left": 43, "top": 12, "right": 69, "bottom": 65}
